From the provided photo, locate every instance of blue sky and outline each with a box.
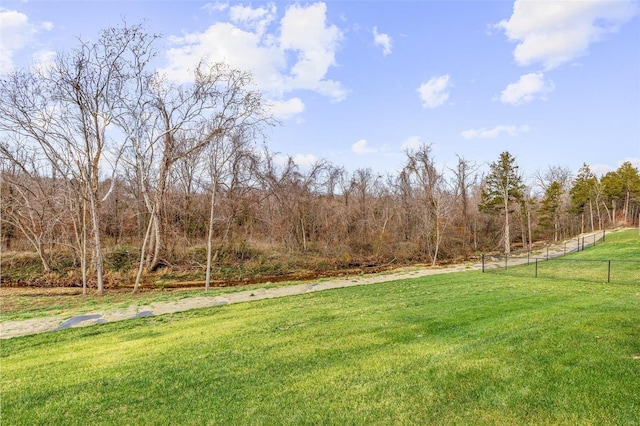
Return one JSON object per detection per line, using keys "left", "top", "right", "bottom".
{"left": 2, "top": 0, "right": 639, "bottom": 181}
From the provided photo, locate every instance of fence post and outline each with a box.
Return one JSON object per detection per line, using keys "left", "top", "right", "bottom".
{"left": 564, "top": 242, "right": 567, "bottom": 255}
{"left": 535, "top": 258, "right": 538, "bottom": 278}
{"left": 608, "top": 260, "right": 611, "bottom": 283}
{"left": 482, "top": 254, "right": 485, "bottom": 273}
{"left": 527, "top": 251, "right": 530, "bottom": 265}
{"left": 546, "top": 246, "right": 549, "bottom": 260}
{"left": 603, "top": 229, "right": 605, "bottom": 242}
{"left": 505, "top": 255, "right": 508, "bottom": 271}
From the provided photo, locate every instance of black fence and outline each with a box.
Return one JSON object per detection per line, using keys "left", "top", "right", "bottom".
{"left": 481, "top": 231, "right": 640, "bottom": 284}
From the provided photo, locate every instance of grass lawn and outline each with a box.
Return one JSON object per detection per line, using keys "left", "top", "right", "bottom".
{"left": 1, "top": 233, "right": 639, "bottom": 424}
{"left": 0, "top": 282, "right": 286, "bottom": 322}
{"left": 490, "top": 229, "right": 640, "bottom": 284}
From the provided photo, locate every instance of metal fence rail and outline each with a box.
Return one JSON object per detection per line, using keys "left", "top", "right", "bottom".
{"left": 485, "top": 257, "right": 640, "bottom": 284}
{"left": 481, "top": 231, "right": 640, "bottom": 284}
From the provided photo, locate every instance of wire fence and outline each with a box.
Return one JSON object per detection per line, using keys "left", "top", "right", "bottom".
{"left": 481, "top": 231, "right": 640, "bottom": 285}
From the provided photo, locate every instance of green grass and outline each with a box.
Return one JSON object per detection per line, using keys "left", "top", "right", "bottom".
{"left": 569, "top": 229, "right": 640, "bottom": 261}
{"left": 2, "top": 267, "right": 639, "bottom": 424}
{"left": 0, "top": 282, "right": 293, "bottom": 322}
{"left": 491, "top": 229, "right": 640, "bottom": 284}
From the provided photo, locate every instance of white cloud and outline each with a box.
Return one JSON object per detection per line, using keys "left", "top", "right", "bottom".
{"left": 352, "top": 139, "right": 377, "bottom": 154}
{"left": 279, "top": 2, "right": 346, "bottom": 100}
{"left": 417, "top": 75, "right": 451, "bottom": 108}
{"left": 372, "top": 26, "right": 392, "bottom": 56}
{"left": 31, "top": 49, "right": 56, "bottom": 73}
{"left": 229, "top": 3, "right": 276, "bottom": 35}
{"left": 401, "top": 136, "right": 423, "bottom": 151}
{"left": 590, "top": 164, "right": 614, "bottom": 177}
{"left": 272, "top": 152, "right": 318, "bottom": 170}
{"left": 500, "top": 72, "right": 553, "bottom": 105}
{"left": 593, "top": 157, "right": 640, "bottom": 176}
{"left": 0, "top": 9, "right": 33, "bottom": 51}
{"left": 163, "top": 22, "right": 285, "bottom": 88}
{"left": 496, "top": 0, "right": 637, "bottom": 70}
{"left": 270, "top": 97, "right": 305, "bottom": 120}
{"left": 0, "top": 49, "right": 12, "bottom": 74}
{"left": 161, "top": 2, "right": 346, "bottom": 103}
{"left": 202, "top": 2, "right": 228, "bottom": 14}
{"left": 622, "top": 157, "right": 640, "bottom": 169}
{"left": 0, "top": 9, "right": 35, "bottom": 74}
{"left": 461, "top": 124, "right": 530, "bottom": 140}
{"left": 292, "top": 154, "right": 318, "bottom": 169}
{"left": 0, "top": 9, "right": 56, "bottom": 75}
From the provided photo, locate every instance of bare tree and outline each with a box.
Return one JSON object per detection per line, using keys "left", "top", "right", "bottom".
{"left": 125, "top": 62, "right": 267, "bottom": 275}
{"left": 450, "top": 155, "right": 479, "bottom": 256}
{"left": 0, "top": 142, "right": 65, "bottom": 273}
{"left": 204, "top": 129, "right": 258, "bottom": 291}
{"left": 534, "top": 165, "right": 573, "bottom": 193}
{"left": 403, "top": 144, "right": 449, "bottom": 265}
{"left": 350, "top": 168, "right": 380, "bottom": 252}
{"left": 0, "top": 22, "right": 154, "bottom": 294}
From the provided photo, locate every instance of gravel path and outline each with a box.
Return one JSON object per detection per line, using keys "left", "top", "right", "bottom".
{"left": 0, "top": 231, "right": 607, "bottom": 339}
{"left": 0, "top": 266, "right": 472, "bottom": 339}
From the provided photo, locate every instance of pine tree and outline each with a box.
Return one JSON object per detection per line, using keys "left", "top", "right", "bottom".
{"left": 570, "top": 163, "right": 598, "bottom": 232}
{"left": 539, "top": 181, "right": 563, "bottom": 241}
{"left": 479, "top": 151, "right": 524, "bottom": 254}
{"left": 601, "top": 161, "right": 640, "bottom": 223}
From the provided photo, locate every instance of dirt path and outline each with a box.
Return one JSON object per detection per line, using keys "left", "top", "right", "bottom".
{"left": 0, "top": 265, "right": 472, "bottom": 339}
{"left": 0, "top": 231, "right": 607, "bottom": 339}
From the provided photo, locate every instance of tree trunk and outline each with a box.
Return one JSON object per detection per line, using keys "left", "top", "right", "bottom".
{"left": 145, "top": 167, "right": 165, "bottom": 271}
{"left": 133, "top": 207, "right": 155, "bottom": 293}
{"left": 82, "top": 217, "right": 87, "bottom": 296}
{"left": 88, "top": 190, "right": 104, "bottom": 295}
{"left": 149, "top": 211, "right": 162, "bottom": 270}
{"left": 526, "top": 203, "right": 533, "bottom": 251}
{"left": 432, "top": 212, "right": 441, "bottom": 267}
{"left": 35, "top": 244, "right": 51, "bottom": 274}
{"left": 473, "top": 215, "right": 478, "bottom": 251}
{"left": 504, "top": 194, "right": 510, "bottom": 255}
{"left": 624, "top": 190, "right": 631, "bottom": 222}
{"left": 205, "top": 184, "right": 218, "bottom": 291}
{"left": 300, "top": 215, "right": 307, "bottom": 252}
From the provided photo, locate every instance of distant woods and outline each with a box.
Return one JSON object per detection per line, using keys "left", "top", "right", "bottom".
{"left": 1, "top": 23, "right": 639, "bottom": 292}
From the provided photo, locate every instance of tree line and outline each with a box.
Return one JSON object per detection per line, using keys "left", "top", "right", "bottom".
{"left": 2, "top": 24, "right": 639, "bottom": 293}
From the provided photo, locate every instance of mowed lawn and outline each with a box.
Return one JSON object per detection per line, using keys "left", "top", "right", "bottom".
{"left": 491, "top": 229, "right": 640, "bottom": 285}
{"left": 2, "top": 234, "right": 639, "bottom": 425}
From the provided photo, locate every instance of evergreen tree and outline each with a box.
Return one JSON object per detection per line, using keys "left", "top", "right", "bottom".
{"left": 539, "top": 181, "right": 563, "bottom": 241}
{"left": 570, "top": 164, "right": 598, "bottom": 232}
{"left": 601, "top": 161, "right": 640, "bottom": 223}
{"left": 479, "top": 151, "right": 524, "bottom": 254}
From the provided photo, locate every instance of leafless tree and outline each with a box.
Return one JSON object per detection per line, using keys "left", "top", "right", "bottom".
{"left": 125, "top": 62, "right": 268, "bottom": 276}
{"left": 0, "top": 22, "right": 155, "bottom": 294}
{"left": 450, "top": 155, "right": 479, "bottom": 256}
{"left": 403, "top": 144, "right": 450, "bottom": 265}
{"left": 204, "top": 129, "right": 258, "bottom": 291}
{"left": 0, "top": 141, "right": 66, "bottom": 272}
